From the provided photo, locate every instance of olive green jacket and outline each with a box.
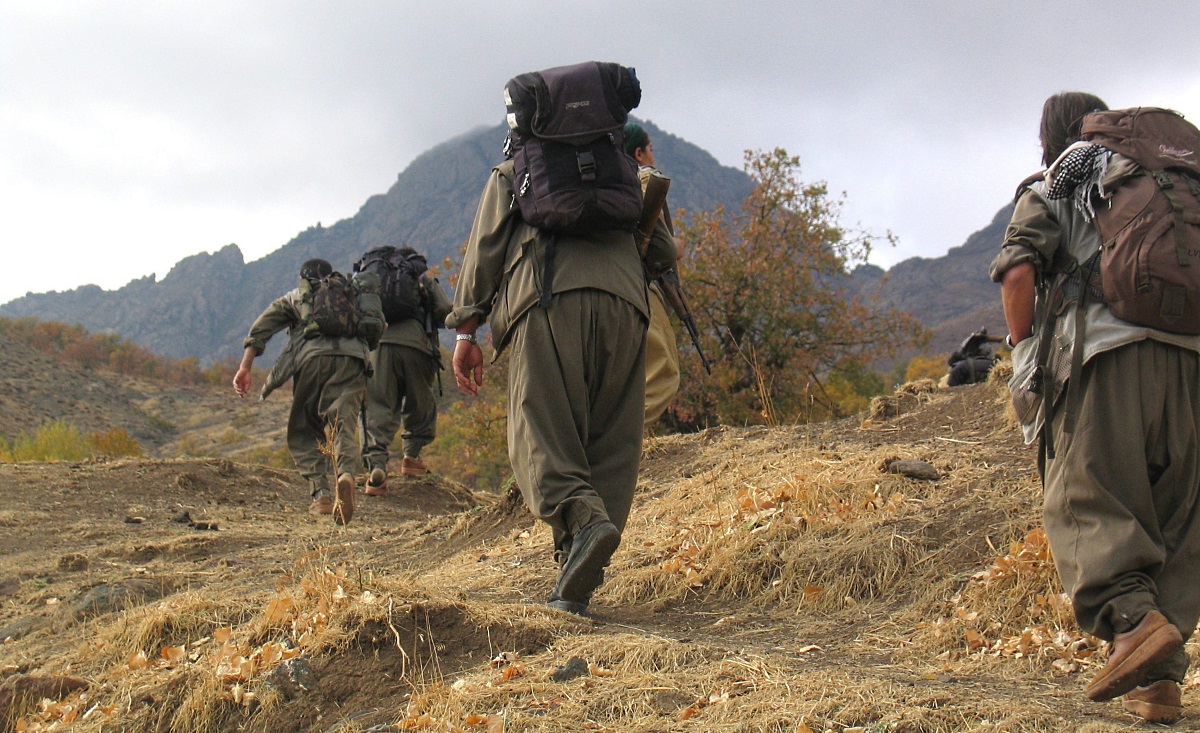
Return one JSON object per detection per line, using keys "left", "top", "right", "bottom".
{"left": 447, "top": 160, "right": 671, "bottom": 355}
{"left": 243, "top": 287, "right": 370, "bottom": 399}
{"left": 378, "top": 273, "right": 453, "bottom": 356}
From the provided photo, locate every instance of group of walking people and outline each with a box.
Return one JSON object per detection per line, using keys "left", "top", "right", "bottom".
{"left": 232, "top": 63, "right": 1200, "bottom": 724}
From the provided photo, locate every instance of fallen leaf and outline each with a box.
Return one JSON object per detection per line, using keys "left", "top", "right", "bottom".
{"left": 588, "top": 663, "right": 615, "bottom": 678}
{"left": 160, "top": 645, "right": 186, "bottom": 664}
{"left": 264, "top": 597, "right": 294, "bottom": 624}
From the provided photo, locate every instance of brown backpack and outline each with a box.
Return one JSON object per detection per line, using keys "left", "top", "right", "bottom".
{"left": 1081, "top": 107, "right": 1200, "bottom": 333}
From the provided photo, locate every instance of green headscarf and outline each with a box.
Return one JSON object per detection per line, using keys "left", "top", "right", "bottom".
{"left": 623, "top": 122, "right": 649, "bottom": 156}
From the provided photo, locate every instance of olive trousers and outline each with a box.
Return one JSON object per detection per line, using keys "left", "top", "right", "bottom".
{"left": 1043, "top": 339, "right": 1200, "bottom": 682}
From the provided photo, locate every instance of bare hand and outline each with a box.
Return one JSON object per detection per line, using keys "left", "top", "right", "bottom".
{"left": 453, "top": 340, "right": 484, "bottom": 396}
{"left": 233, "top": 367, "right": 253, "bottom": 398}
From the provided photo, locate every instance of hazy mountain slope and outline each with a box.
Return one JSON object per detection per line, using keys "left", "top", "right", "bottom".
{"left": 0, "top": 120, "right": 752, "bottom": 364}
{"left": 856, "top": 204, "right": 1012, "bottom": 360}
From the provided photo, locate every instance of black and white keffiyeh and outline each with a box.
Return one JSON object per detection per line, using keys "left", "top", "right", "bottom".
{"left": 1044, "top": 142, "right": 1112, "bottom": 221}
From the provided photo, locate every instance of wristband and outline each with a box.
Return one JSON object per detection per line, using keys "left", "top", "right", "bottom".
{"left": 1004, "top": 334, "right": 1016, "bottom": 348}
{"left": 456, "top": 333, "right": 478, "bottom": 344}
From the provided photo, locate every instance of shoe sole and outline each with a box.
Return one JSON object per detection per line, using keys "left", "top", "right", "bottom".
{"left": 547, "top": 599, "right": 590, "bottom": 616}
{"left": 333, "top": 475, "right": 355, "bottom": 526}
{"left": 364, "top": 484, "right": 387, "bottom": 497}
{"left": 1086, "top": 624, "right": 1183, "bottom": 701}
{"left": 556, "top": 523, "right": 620, "bottom": 604}
{"left": 1121, "top": 697, "right": 1182, "bottom": 724}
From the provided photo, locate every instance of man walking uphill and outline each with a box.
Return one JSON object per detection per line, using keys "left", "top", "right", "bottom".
{"left": 991, "top": 92, "right": 1200, "bottom": 724}
{"left": 233, "top": 258, "right": 372, "bottom": 526}
{"left": 355, "top": 245, "right": 453, "bottom": 495}
{"left": 449, "top": 61, "right": 672, "bottom": 616}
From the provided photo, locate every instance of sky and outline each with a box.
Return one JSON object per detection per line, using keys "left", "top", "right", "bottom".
{"left": 3, "top": 1, "right": 1200, "bottom": 307}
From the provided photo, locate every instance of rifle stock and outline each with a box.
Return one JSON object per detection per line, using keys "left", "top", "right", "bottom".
{"left": 657, "top": 268, "right": 712, "bottom": 375}
{"left": 636, "top": 170, "right": 671, "bottom": 259}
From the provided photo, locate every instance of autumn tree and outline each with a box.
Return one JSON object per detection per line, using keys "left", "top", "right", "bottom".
{"left": 668, "top": 148, "right": 927, "bottom": 429}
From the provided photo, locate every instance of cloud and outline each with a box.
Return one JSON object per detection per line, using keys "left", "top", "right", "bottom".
{"left": 2, "top": 0, "right": 1199, "bottom": 304}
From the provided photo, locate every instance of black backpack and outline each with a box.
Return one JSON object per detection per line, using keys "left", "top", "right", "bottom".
{"left": 353, "top": 246, "right": 428, "bottom": 323}
{"left": 503, "top": 61, "right": 643, "bottom": 233}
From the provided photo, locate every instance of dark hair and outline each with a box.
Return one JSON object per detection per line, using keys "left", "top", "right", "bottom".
{"left": 623, "top": 122, "right": 649, "bottom": 157}
{"left": 300, "top": 258, "right": 333, "bottom": 280}
{"left": 396, "top": 246, "right": 417, "bottom": 257}
{"left": 1039, "top": 92, "right": 1109, "bottom": 167}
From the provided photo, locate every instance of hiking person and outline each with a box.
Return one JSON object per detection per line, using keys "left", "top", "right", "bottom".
{"left": 991, "top": 92, "right": 1200, "bottom": 724}
{"left": 625, "top": 122, "right": 681, "bottom": 426}
{"left": 354, "top": 245, "right": 453, "bottom": 494}
{"left": 232, "top": 258, "right": 376, "bottom": 526}
{"left": 449, "top": 61, "right": 672, "bottom": 616}
{"left": 945, "top": 328, "right": 1001, "bottom": 387}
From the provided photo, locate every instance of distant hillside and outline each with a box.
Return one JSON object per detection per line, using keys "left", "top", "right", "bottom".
{"left": 1, "top": 114, "right": 1018, "bottom": 369}
{"left": 856, "top": 204, "right": 1012, "bottom": 362}
{"left": 0, "top": 120, "right": 753, "bottom": 364}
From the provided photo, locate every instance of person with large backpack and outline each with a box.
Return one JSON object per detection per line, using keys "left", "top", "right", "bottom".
{"left": 353, "top": 245, "right": 453, "bottom": 495}
{"left": 624, "top": 122, "right": 682, "bottom": 427}
{"left": 991, "top": 93, "right": 1200, "bottom": 723}
{"left": 945, "top": 328, "right": 1002, "bottom": 387}
{"left": 449, "top": 61, "right": 674, "bottom": 616}
{"left": 233, "top": 258, "right": 381, "bottom": 526}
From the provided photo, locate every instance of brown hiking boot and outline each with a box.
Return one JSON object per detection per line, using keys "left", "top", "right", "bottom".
{"left": 1122, "top": 680, "right": 1182, "bottom": 724}
{"left": 308, "top": 491, "right": 334, "bottom": 515}
{"left": 364, "top": 468, "right": 387, "bottom": 497}
{"left": 400, "top": 456, "right": 428, "bottom": 477}
{"left": 1086, "top": 610, "right": 1183, "bottom": 702}
{"left": 333, "top": 473, "right": 355, "bottom": 526}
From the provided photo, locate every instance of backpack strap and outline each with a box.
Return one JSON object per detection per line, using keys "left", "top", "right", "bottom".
{"left": 538, "top": 235, "right": 558, "bottom": 309}
{"left": 1152, "top": 170, "right": 1192, "bottom": 268}
{"left": 1031, "top": 269, "right": 1063, "bottom": 457}
{"left": 1056, "top": 255, "right": 1099, "bottom": 455}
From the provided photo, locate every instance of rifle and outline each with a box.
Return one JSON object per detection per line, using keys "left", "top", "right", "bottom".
{"left": 636, "top": 169, "right": 671, "bottom": 259}
{"left": 422, "top": 284, "right": 444, "bottom": 397}
{"left": 657, "top": 268, "right": 712, "bottom": 375}
{"left": 635, "top": 169, "right": 711, "bottom": 375}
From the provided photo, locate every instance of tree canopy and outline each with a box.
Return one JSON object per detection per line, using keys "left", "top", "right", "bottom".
{"left": 667, "top": 148, "right": 927, "bottom": 429}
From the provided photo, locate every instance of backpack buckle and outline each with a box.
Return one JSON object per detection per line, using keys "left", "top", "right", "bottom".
{"left": 576, "top": 150, "right": 597, "bottom": 182}
{"left": 1153, "top": 170, "right": 1175, "bottom": 190}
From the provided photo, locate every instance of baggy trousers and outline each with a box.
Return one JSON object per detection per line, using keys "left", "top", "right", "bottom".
{"left": 644, "top": 283, "right": 680, "bottom": 427}
{"left": 506, "top": 289, "right": 647, "bottom": 552}
{"left": 1043, "top": 339, "right": 1200, "bottom": 681}
{"left": 362, "top": 343, "right": 439, "bottom": 471}
{"left": 288, "top": 354, "right": 367, "bottom": 489}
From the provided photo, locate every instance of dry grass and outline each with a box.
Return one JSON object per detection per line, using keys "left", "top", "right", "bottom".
{"left": 7, "top": 378, "right": 1200, "bottom": 732}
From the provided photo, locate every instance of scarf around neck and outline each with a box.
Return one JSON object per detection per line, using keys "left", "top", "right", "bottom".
{"left": 1043, "top": 142, "right": 1113, "bottom": 221}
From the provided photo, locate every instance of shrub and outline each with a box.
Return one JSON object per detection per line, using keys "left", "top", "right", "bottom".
{"left": 0, "top": 436, "right": 12, "bottom": 462}
{"left": 244, "top": 444, "right": 294, "bottom": 470}
{"left": 89, "top": 426, "right": 144, "bottom": 458}
{"left": 904, "top": 354, "right": 947, "bottom": 383}
{"left": 11, "top": 420, "right": 92, "bottom": 462}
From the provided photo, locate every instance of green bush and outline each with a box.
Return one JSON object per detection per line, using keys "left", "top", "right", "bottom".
{"left": 243, "top": 444, "right": 293, "bottom": 470}
{"left": 11, "top": 420, "right": 92, "bottom": 462}
{"left": 0, "top": 436, "right": 12, "bottom": 462}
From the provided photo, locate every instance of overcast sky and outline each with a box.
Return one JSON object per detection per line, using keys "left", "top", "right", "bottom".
{"left": 3, "top": 1, "right": 1200, "bottom": 307}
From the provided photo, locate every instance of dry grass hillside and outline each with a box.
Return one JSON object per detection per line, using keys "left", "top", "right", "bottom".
{"left": 1, "top": 368, "right": 1198, "bottom": 732}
